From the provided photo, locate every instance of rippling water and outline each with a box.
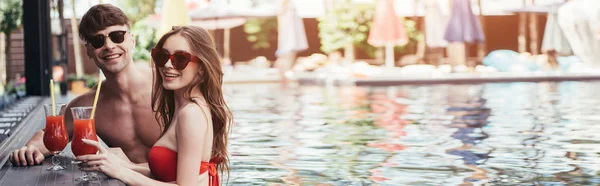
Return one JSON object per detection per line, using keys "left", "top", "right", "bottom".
{"left": 224, "top": 82, "right": 600, "bottom": 185}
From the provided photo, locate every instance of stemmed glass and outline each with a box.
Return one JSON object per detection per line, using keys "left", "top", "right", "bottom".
{"left": 70, "top": 106, "right": 100, "bottom": 182}
{"left": 42, "top": 104, "right": 68, "bottom": 171}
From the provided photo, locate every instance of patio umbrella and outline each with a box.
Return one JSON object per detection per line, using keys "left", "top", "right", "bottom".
{"left": 368, "top": 0, "right": 409, "bottom": 68}
{"left": 557, "top": 0, "right": 600, "bottom": 66}
{"left": 189, "top": 1, "right": 248, "bottom": 30}
{"left": 424, "top": 0, "right": 449, "bottom": 48}
{"left": 275, "top": 0, "right": 308, "bottom": 57}
{"left": 443, "top": 0, "right": 485, "bottom": 44}
{"left": 189, "top": 0, "right": 276, "bottom": 64}
{"left": 188, "top": 0, "right": 243, "bottom": 65}
{"left": 505, "top": 4, "right": 560, "bottom": 14}
{"left": 506, "top": 3, "right": 566, "bottom": 55}
{"left": 443, "top": 0, "right": 484, "bottom": 68}
{"left": 541, "top": 5, "right": 572, "bottom": 55}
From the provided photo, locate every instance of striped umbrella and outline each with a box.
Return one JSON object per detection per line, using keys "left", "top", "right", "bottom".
{"left": 443, "top": 0, "right": 485, "bottom": 44}
{"left": 541, "top": 4, "right": 571, "bottom": 55}
{"left": 424, "top": 0, "right": 449, "bottom": 48}
{"left": 368, "top": 0, "right": 409, "bottom": 68}
{"left": 557, "top": 0, "right": 600, "bottom": 66}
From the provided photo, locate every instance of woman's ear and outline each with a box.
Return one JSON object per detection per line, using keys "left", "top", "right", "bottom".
{"left": 198, "top": 66, "right": 204, "bottom": 76}
{"left": 196, "top": 69, "right": 205, "bottom": 83}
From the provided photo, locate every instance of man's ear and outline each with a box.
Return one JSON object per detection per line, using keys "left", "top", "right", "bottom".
{"left": 131, "top": 33, "right": 136, "bottom": 46}
{"left": 85, "top": 44, "right": 94, "bottom": 59}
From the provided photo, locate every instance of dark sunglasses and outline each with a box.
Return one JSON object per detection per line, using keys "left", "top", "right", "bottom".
{"left": 88, "top": 30, "right": 128, "bottom": 49}
{"left": 151, "top": 48, "right": 200, "bottom": 70}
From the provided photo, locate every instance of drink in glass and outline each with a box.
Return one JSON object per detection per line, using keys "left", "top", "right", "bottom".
{"left": 70, "top": 106, "right": 99, "bottom": 182}
{"left": 42, "top": 104, "right": 68, "bottom": 171}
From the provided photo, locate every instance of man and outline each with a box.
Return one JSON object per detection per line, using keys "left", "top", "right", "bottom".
{"left": 10, "top": 4, "right": 161, "bottom": 166}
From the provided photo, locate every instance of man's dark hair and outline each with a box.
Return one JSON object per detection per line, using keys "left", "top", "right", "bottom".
{"left": 78, "top": 4, "right": 129, "bottom": 42}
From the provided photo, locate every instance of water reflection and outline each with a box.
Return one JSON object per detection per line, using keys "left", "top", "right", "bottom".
{"left": 444, "top": 85, "right": 490, "bottom": 185}
{"left": 225, "top": 82, "right": 600, "bottom": 185}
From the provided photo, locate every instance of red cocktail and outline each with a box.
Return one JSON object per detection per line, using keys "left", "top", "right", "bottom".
{"left": 43, "top": 116, "right": 68, "bottom": 152}
{"left": 70, "top": 106, "right": 99, "bottom": 182}
{"left": 43, "top": 104, "right": 67, "bottom": 171}
{"left": 71, "top": 119, "right": 98, "bottom": 156}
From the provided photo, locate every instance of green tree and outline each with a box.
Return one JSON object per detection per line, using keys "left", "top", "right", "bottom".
{"left": 119, "top": 0, "right": 157, "bottom": 63}
{"left": 131, "top": 21, "right": 157, "bottom": 62}
{"left": 243, "top": 1, "right": 278, "bottom": 50}
{"left": 317, "top": 1, "right": 422, "bottom": 58}
{"left": 244, "top": 17, "right": 277, "bottom": 49}
{"left": 0, "top": 0, "right": 23, "bottom": 85}
{"left": 317, "top": 1, "right": 375, "bottom": 55}
{"left": 118, "top": 0, "right": 156, "bottom": 25}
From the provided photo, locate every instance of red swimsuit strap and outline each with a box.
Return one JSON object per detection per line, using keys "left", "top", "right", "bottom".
{"left": 201, "top": 157, "right": 222, "bottom": 186}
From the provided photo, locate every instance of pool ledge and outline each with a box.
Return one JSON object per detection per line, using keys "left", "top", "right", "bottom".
{"left": 0, "top": 97, "right": 46, "bottom": 179}
{"left": 292, "top": 72, "right": 600, "bottom": 86}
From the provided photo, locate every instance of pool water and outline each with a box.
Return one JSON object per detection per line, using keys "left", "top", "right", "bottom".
{"left": 225, "top": 82, "right": 600, "bottom": 185}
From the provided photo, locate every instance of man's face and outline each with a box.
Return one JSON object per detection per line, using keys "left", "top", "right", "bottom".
{"left": 85, "top": 25, "right": 135, "bottom": 74}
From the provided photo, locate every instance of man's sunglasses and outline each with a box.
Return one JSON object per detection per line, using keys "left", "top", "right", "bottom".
{"left": 88, "top": 30, "right": 128, "bottom": 49}
{"left": 151, "top": 48, "right": 201, "bottom": 70}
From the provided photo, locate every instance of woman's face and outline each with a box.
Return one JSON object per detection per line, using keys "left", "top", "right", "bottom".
{"left": 158, "top": 34, "right": 202, "bottom": 91}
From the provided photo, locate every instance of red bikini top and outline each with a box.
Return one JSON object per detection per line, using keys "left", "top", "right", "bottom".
{"left": 147, "top": 146, "right": 220, "bottom": 185}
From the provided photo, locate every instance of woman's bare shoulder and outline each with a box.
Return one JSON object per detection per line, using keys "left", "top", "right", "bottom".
{"left": 175, "top": 103, "right": 209, "bottom": 139}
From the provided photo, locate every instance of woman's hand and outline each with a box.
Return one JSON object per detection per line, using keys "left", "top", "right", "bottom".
{"left": 75, "top": 139, "right": 129, "bottom": 179}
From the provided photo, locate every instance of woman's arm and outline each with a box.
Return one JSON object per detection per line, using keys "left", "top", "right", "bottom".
{"left": 78, "top": 104, "right": 208, "bottom": 186}
{"left": 77, "top": 140, "right": 177, "bottom": 186}
{"left": 128, "top": 163, "right": 152, "bottom": 178}
{"left": 176, "top": 105, "right": 208, "bottom": 185}
{"left": 125, "top": 105, "right": 208, "bottom": 186}
{"left": 106, "top": 147, "right": 153, "bottom": 177}
{"left": 119, "top": 168, "right": 178, "bottom": 186}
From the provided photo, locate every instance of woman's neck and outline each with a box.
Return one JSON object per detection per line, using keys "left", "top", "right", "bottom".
{"left": 173, "top": 85, "right": 203, "bottom": 109}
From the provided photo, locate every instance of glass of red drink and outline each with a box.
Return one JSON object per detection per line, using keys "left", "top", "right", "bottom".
{"left": 43, "top": 103, "right": 68, "bottom": 171}
{"left": 70, "top": 106, "right": 99, "bottom": 182}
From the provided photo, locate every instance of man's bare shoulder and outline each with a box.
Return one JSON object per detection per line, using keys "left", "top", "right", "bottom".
{"left": 66, "top": 90, "right": 96, "bottom": 108}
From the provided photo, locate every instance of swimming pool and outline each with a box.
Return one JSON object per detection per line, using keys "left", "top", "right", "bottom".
{"left": 225, "top": 82, "right": 600, "bottom": 185}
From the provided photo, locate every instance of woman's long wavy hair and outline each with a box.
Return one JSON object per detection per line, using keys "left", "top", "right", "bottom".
{"left": 151, "top": 26, "right": 232, "bottom": 175}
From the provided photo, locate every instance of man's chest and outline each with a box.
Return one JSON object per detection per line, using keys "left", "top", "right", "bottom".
{"left": 93, "top": 103, "right": 161, "bottom": 147}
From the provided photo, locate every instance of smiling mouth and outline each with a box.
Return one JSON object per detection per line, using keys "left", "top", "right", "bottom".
{"left": 164, "top": 73, "right": 180, "bottom": 78}
{"left": 102, "top": 54, "right": 122, "bottom": 60}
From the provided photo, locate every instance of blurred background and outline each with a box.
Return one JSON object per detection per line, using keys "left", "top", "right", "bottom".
{"left": 2, "top": 0, "right": 597, "bottom": 97}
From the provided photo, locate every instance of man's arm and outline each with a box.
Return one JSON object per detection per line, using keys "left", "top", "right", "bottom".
{"left": 25, "top": 130, "right": 51, "bottom": 156}
{"left": 10, "top": 95, "right": 85, "bottom": 166}
{"left": 8, "top": 129, "right": 49, "bottom": 166}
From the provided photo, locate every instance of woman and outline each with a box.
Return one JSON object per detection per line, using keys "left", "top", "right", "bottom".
{"left": 77, "top": 26, "right": 233, "bottom": 186}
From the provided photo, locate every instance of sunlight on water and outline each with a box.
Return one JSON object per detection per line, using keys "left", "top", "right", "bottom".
{"left": 223, "top": 82, "right": 600, "bottom": 185}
